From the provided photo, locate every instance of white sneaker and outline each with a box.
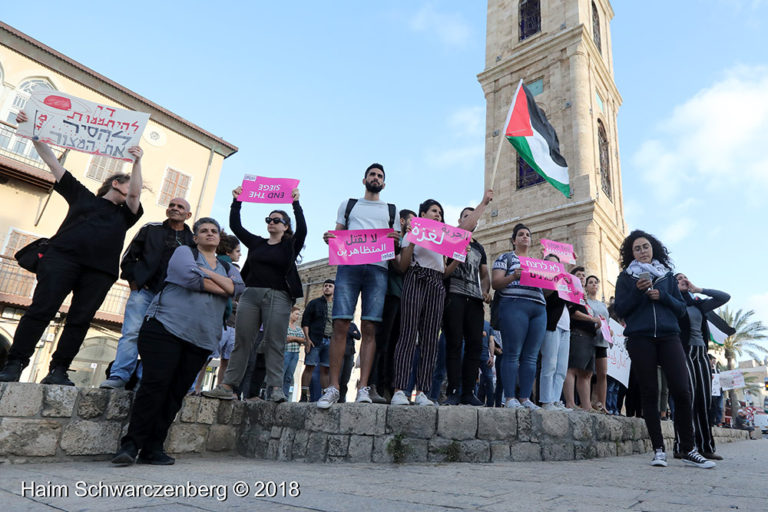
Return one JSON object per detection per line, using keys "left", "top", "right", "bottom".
{"left": 520, "top": 399, "right": 540, "bottom": 410}
{"left": 505, "top": 398, "right": 523, "bottom": 409}
{"left": 413, "top": 392, "right": 433, "bottom": 406}
{"left": 681, "top": 449, "right": 716, "bottom": 469}
{"left": 317, "top": 387, "right": 340, "bottom": 409}
{"left": 355, "top": 386, "right": 372, "bottom": 403}
{"left": 650, "top": 449, "right": 667, "bottom": 467}
{"left": 542, "top": 402, "right": 559, "bottom": 411}
{"left": 390, "top": 390, "right": 411, "bottom": 405}
{"left": 554, "top": 401, "right": 573, "bottom": 411}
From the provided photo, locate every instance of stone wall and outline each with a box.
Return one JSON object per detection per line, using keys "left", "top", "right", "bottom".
{"left": 0, "top": 383, "right": 246, "bottom": 463}
{"left": 1, "top": 382, "right": 750, "bottom": 464}
{"left": 238, "top": 401, "right": 749, "bottom": 464}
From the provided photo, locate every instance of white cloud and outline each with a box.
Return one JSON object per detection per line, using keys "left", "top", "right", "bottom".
{"left": 408, "top": 4, "right": 472, "bottom": 48}
{"left": 422, "top": 106, "right": 485, "bottom": 171}
{"left": 660, "top": 217, "right": 696, "bottom": 245}
{"left": 448, "top": 106, "right": 484, "bottom": 139}
{"left": 632, "top": 66, "right": 768, "bottom": 202}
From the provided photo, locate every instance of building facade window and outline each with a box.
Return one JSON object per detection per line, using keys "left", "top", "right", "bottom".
{"left": 158, "top": 168, "right": 191, "bottom": 206}
{"left": 519, "top": 0, "right": 541, "bottom": 41}
{"left": 517, "top": 156, "right": 544, "bottom": 189}
{"left": 592, "top": 2, "right": 602, "bottom": 54}
{"left": 597, "top": 120, "right": 612, "bottom": 200}
{"left": 86, "top": 155, "right": 125, "bottom": 182}
{"left": 3, "top": 228, "right": 41, "bottom": 257}
{"left": 1, "top": 78, "right": 55, "bottom": 163}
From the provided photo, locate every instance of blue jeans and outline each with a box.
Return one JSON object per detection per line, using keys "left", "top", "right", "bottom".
{"left": 606, "top": 377, "right": 621, "bottom": 414}
{"left": 332, "top": 264, "right": 388, "bottom": 322}
{"left": 498, "top": 297, "right": 546, "bottom": 401}
{"left": 282, "top": 351, "right": 300, "bottom": 399}
{"left": 109, "top": 288, "right": 155, "bottom": 382}
{"left": 539, "top": 327, "right": 570, "bottom": 403}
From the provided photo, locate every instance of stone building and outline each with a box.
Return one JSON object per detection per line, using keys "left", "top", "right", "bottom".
{"left": 0, "top": 22, "right": 237, "bottom": 386}
{"left": 474, "top": 0, "right": 626, "bottom": 299}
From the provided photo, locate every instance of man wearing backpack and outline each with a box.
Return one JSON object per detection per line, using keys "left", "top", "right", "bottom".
{"left": 318, "top": 163, "right": 398, "bottom": 407}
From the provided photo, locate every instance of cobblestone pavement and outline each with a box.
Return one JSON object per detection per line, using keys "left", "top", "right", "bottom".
{"left": 0, "top": 439, "right": 765, "bottom": 511}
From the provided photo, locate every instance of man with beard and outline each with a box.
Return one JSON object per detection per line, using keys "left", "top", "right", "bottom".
{"left": 299, "top": 279, "right": 335, "bottom": 401}
{"left": 100, "top": 198, "right": 194, "bottom": 389}
{"left": 318, "top": 163, "right": 398, "bottom": 407}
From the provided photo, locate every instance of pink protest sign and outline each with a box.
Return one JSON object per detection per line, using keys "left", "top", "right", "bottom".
{"left": 237, "top": 176, "right": 299, "bottom": 204}
{"left": 555, "top": 273, "right": 585, "bottom": 304}
{"left": 407, "top": 218, "right": 471, "bottom": 262}
{"left": 599, "top": 317, "right": 614, "bottom": 345}
{"left": 519, "top": 257, "right": 566, "bottom": 291}
{"left": 541, "top": 239, "right": 576, "bottom": 265}
{"left": 328, "top": 229, "right": 395, "bottom": 265}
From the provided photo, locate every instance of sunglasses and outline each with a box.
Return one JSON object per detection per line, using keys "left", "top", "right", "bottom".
{"left": 265, "top": 217, "right": 287, "bottom": 225}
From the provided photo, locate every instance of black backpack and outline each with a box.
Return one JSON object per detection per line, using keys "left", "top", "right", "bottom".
{"left": 343, "top": 199, "right": 396, "bottom": 229}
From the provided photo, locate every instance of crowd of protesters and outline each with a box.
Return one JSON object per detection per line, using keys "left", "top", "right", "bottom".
{"left": 0, "top": 132, "right": 735, "bottom": 469}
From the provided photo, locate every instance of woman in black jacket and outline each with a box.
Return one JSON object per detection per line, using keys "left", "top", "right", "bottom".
{"left": 205, "top": 186, "right": 306, "bottom": 402}
{"left": 672, "top": 273, "right": 729, "bottom": 460}
{"left": 614, "top": 230, "right": 714, "bottom": 469}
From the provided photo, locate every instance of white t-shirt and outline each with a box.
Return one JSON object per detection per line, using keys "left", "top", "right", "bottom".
{"left": 401, "top": 236, "right": 444, "bottom": 272}
{"left": 556, "top": 304, "right": 570, "bottom": 331}
{"left": 335, "top": 198, "right": 395, "bottom": 268}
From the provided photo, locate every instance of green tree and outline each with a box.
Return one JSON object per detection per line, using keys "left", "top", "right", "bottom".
{"left": 709, "top": 307, "right": 768, "bottom": 412}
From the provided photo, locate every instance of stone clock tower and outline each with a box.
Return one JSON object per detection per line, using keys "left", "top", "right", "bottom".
{"left": 475, "top": 0, "right": 626, "bottom": 297}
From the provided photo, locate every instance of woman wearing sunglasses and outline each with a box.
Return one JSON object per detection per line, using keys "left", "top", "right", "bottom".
{"left": 204, "top": 185, "right": 306, "bottom": 402}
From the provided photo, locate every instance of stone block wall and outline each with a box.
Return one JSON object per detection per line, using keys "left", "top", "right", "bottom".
{"left": 238, "top": 401, "right": 750, "bottom": 464}
{"left": 0, "top": 383, "right": 246, "bottom": 463}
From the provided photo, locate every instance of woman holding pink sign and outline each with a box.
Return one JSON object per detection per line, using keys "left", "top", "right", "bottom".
{"left": 390, "top": 199, "right": 461, "bottom": 406}
{"left": 491, "top": 223, "right": 546, "bottom": 410}
{"left": 204, "top": 186, "right": 306, "bottom": 403}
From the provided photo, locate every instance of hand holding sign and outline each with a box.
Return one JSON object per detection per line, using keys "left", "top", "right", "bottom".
{"left": 408, "top": 218, "right": 471, "bottom": 262}
{"left": 329, "top": 229, "right": 396, "bottom": 265}
{"left": 541, "top": 239, "right": 577, "bottom": 265}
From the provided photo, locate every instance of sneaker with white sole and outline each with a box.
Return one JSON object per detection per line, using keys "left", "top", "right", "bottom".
{"left": 390, "top": 390, "right": 411, "bottom": 405}
{"left": 317, "top": 387, "right": 340, "bottom": 409}
{"left": 542, "top": 402, "right": 559, "bottom": 411}
{"left": 520, "top": 399, "right": 540, "bottom": 410}
{"left": 413, "top": 392, "right": 433, "bottom": 406}
{"left": 555, "top": 401, "right": 573, "bottom": 411}
{"left": 650, "top": 449, "right": 668, "bottom": 467}
{"left": 356, "top": 386, "right": 372, "bottom": 403}
{"left": 505, "top": 398, "right": 523, "bottom": 409}
{"left": 681, "top": 449, "right": 715, "bottom": 469}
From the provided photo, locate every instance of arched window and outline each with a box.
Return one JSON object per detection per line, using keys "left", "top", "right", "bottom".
{"left": 592, "top": 2, "right": 602, "bottom": 54}
{"left": 517, "top": 156, "right": 544, "bottom": 189}
{"left": 597, "top": 120, "right": 612, "bottom": 200}
{"left": 519, "top": 0, "right": 541, "bottom": 41}
{"left": 1, "top": 78, "right": 57, "bottom": 164}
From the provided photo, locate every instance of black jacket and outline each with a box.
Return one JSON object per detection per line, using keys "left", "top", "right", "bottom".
{"left": 302, "top": 296, "right": 331, "bottom": 345}
{"left": 678, "top": 289, "right": 731, "bottom": 347}
{"left": 544, "top": 291, "right": 567, "bottom": 331}
{"left": 120, "top": 220, "right": 194, "bottom": 293}
{"left": 614, "top": 270, "right": 686, "bottom": 338}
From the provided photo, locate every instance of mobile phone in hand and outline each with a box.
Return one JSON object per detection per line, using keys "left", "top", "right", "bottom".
{"left": 638, "top": 272, "right": 651, "bottom": 282}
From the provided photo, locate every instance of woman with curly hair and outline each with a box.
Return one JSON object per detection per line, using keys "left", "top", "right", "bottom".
{"left": 614, "top": 230, "right": 714, "bottom": 469}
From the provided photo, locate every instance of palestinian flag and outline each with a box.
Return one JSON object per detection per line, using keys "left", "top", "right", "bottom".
{"left": 708, "top": 320, "right": 727, "bottom": 346}
{"left": 503, "top": 79, "right": 570, "bottom": 197}
{"left": 706, "top": 311, "right": 735, "bottom": 346}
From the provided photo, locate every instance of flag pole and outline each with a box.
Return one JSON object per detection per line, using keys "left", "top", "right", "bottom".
{"left": 488, "top": 134, "right": 505, "bottom": 192}
{"left": 488, "top": 79, "right": 524, "bottom": 192}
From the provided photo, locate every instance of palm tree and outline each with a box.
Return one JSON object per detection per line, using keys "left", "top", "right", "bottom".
{"left": 709, "top": 307, "right": 768, "bottom": 413}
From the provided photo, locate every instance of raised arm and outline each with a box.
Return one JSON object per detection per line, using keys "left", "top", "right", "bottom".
{"left": 457, "top": 189, "right": 493, "bottom": 231}
{"left": 229, "top": 186, "right": 261, "bottom": 248}
{"left": 291, "top": 189, "right": 307, "bottom": 254}
{"left": 125, "top": 146, "right": 143, "bottom": 214}
{"left": 16, "top": 111, "right": 66, "bottom": 181}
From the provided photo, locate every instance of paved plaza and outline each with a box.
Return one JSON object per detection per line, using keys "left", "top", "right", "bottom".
{"left": 0, "top": 438, "right": 765, "bottom": 511}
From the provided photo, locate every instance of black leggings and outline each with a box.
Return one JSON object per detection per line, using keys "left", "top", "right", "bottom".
{"left": 626, "top": 335, "right": 694, "bottom": 452}
{"left": 443, "top": 294, "right": 484, "bottom": 396}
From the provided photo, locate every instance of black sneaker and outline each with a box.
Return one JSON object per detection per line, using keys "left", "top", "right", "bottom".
{"left": 137, "top": 450, "right": 175, "bottom": 465}
{"left": 460, "top": 393, "right": 484, "bottom": 406}
{"left": 40, "top": 367, "right": 74, "bottom": 386}
{"left": 681, "top": 449, "right": 716, "bottom": 469}
{"left": 111, "top": 443, "right": 138, "bottom": 466}
{"left": 0, "top": 360, "right": 25, "bottom": 382}
{"left": 442, "top": 391, "right": 460, "bottom": 406}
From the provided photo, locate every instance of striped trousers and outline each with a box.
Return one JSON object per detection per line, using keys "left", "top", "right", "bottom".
{"left": 392, "top": 265, "right": 446, "bottom": 394}
{"left": 674, "top": 345, "right": 716, "bottom": 454}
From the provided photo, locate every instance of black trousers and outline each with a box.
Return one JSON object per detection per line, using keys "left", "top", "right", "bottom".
{"left": 339, "top": 352, "right": 355, "bottom": 403}
{"left": 9, "top": 255, "right": 114, "bottom": 369}
{"left": 443, "top": 294, "right": 484, "bottom": 396}
{"left": 626, "top": 335, "right": 694, "bottom": 452}
{"left": 122, "top": 318, "right": 210, "bottom": 453}
{"left": 372, "top": 294, "right": 401, "bottom": 392}
{"left": 674, "top": 345, "right": 716, "bottom": 454}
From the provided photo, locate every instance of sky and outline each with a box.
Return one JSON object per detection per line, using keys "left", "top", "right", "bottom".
{"left": 2, "top": 1, "right": 767, "bottom": 351}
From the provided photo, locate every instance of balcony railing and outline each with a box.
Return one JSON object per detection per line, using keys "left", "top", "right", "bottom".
{"left": 0, "top": 254, "right": 129, "bottom": 322}
{"left": 0, "top": 121, "right": 64, "bottom": 173}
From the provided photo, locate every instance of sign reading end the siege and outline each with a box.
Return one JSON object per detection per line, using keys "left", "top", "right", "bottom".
{"left": 16, "top": 90, "right": 150, "bottom": 162}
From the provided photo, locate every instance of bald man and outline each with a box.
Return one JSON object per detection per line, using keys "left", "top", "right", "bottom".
{"left": 101, "top": 198, "right": 195, "bottom": 389}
